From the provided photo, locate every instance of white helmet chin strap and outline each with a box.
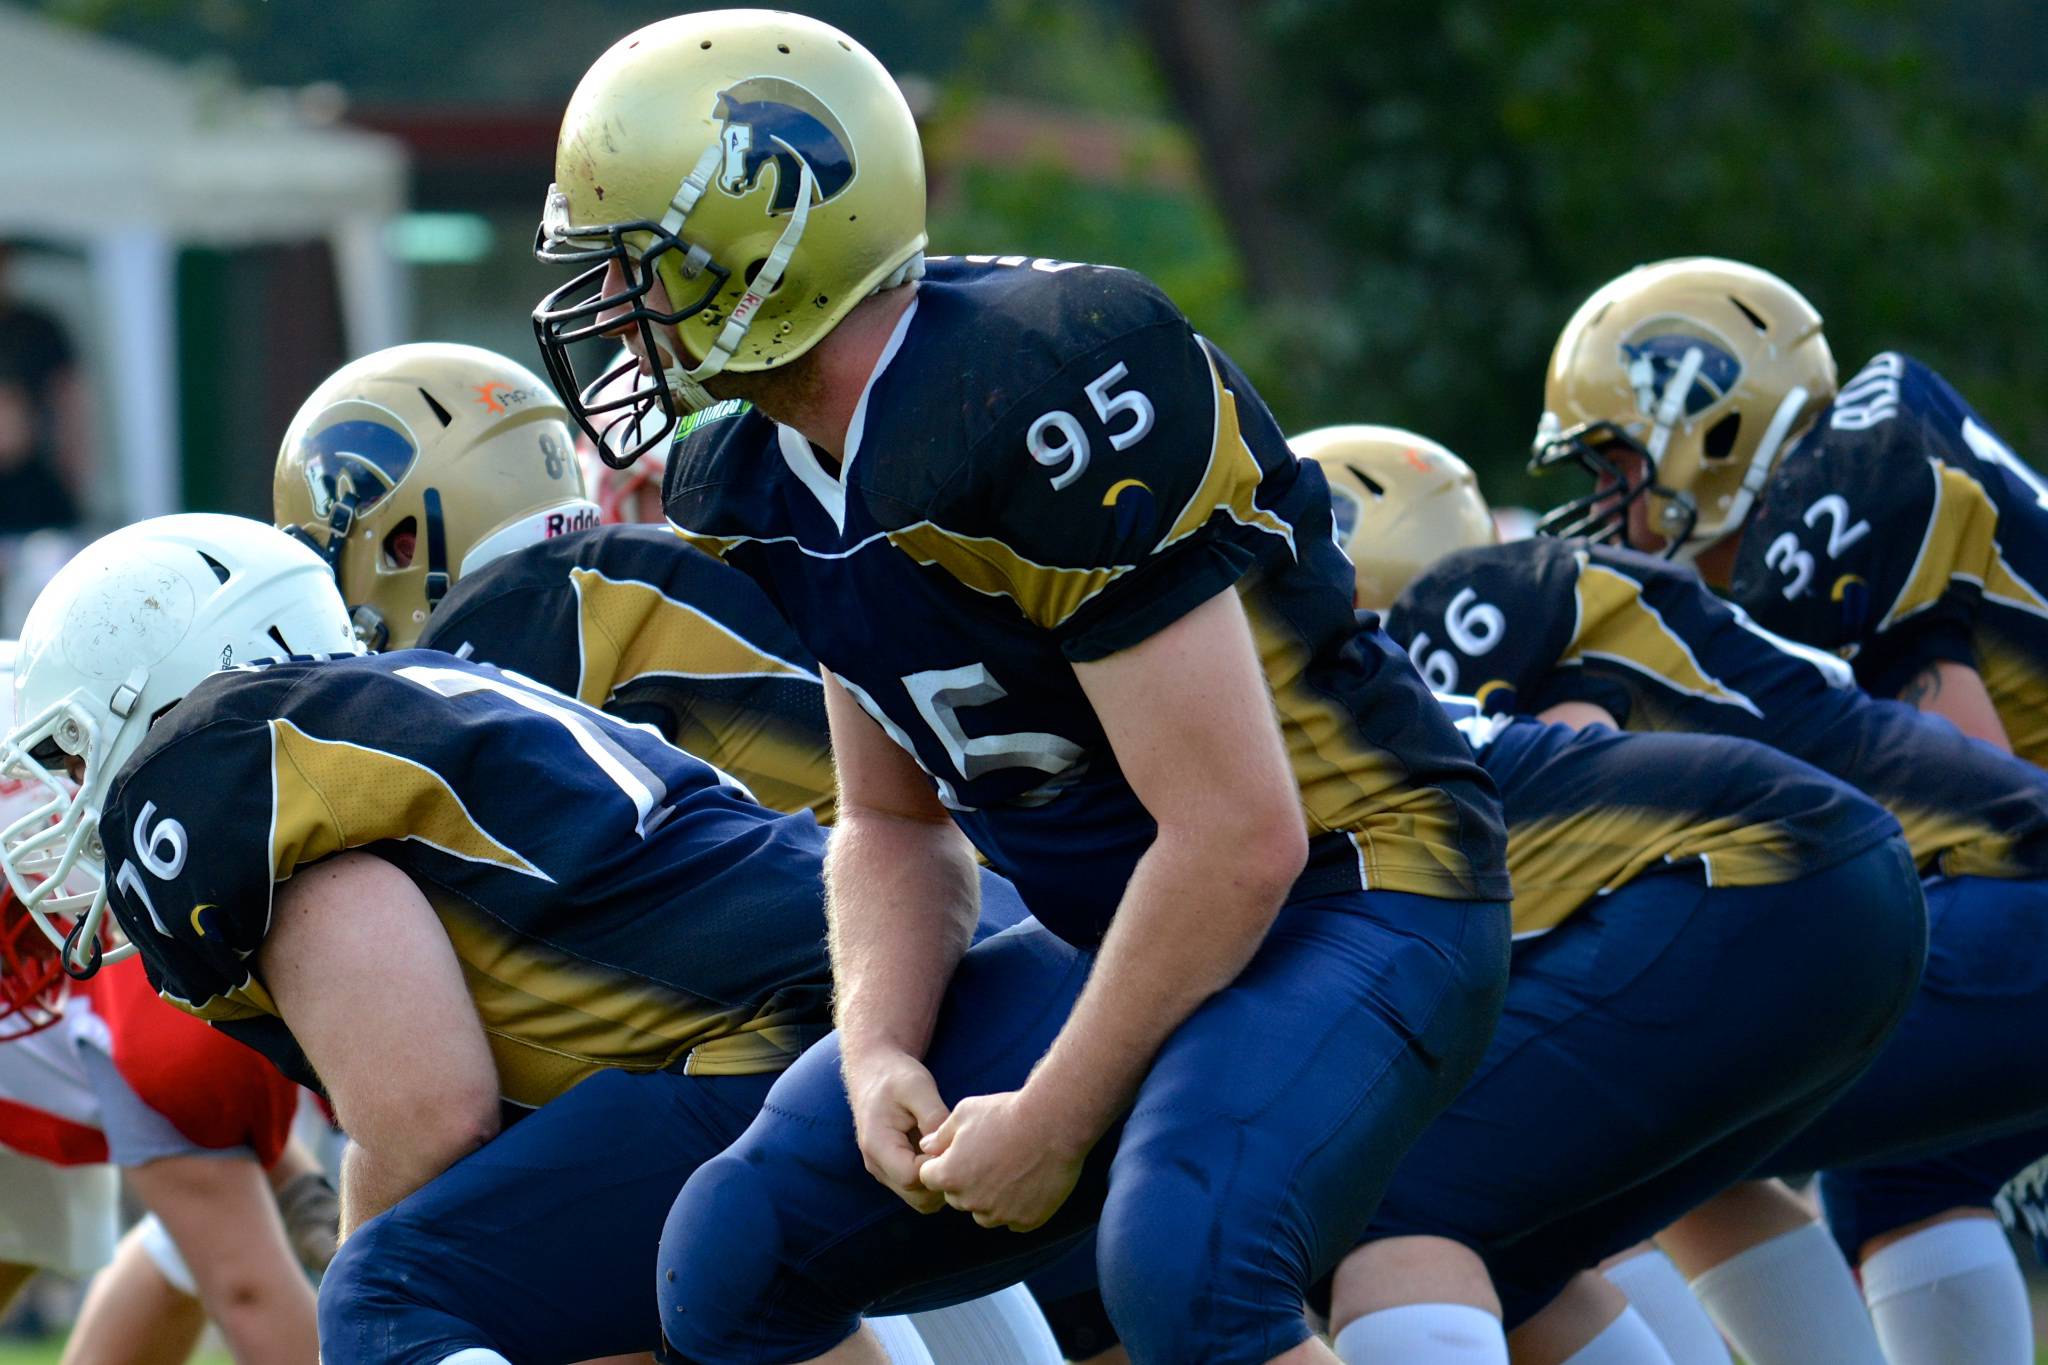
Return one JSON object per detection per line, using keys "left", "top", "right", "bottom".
{"left": 1671, "top": 384, "right": 1812, "bottom": 563}
{"left": 1642, "top": 345, "right": 1707, "bottom": 465}
{"left": 647, "top": 138, "right": 926, "bottom": 414}
{"left": 651, "top": 140, "right": 818, "bottom": 412}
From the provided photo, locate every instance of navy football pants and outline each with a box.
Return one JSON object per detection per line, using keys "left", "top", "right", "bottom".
{"left": 321, "top": 1065, "right": 777, "bottom": 1363}
{"left": 318, "top": 870, "right": 1030, "bottom": 1364}
{"left": 1362, "top": 837, "right": 1925, "bottom": 1325}
{"left": 654, "top": 890, "right": 1511, "bottom": 1365}
{"left": 1785, "top": 874, "right": 2048, "bottom": 1255}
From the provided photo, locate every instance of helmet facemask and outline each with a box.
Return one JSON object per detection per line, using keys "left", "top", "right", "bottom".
{"left": 1530, "top": 417, "right": 1699, "bottom": 553}
{"left": 0, "top": 690, "right": 136, "bottom": 976}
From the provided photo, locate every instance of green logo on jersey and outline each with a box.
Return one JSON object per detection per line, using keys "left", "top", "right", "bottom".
{"left": 674, "top": 399, "right": 753, "bottom": 444}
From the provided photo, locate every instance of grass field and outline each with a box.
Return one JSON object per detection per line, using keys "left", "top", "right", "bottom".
{"left": 0, "top": 1344, "right": 229, "bottom": 1365}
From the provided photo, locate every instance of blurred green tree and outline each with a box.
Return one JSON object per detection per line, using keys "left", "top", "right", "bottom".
{"left": 1138, "top": 0, "right": 2048, "bottom": 507}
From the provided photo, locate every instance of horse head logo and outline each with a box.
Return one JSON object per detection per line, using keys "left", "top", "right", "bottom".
{"left": 1618, "top": 323, "right": 1743, "bottom": 423}
{"left": 713, "top": 78, "right": 856, "bottom": 214}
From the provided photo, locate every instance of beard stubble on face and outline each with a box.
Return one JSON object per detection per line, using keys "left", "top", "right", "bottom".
{"left": 702, "top": 347, "right": 828, "bottom": 426}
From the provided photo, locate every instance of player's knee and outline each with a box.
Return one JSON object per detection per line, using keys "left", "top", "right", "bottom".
{"left": 1093, "top": 1158, "right": 1268, "bottom": 1360}
{"left": 658, "top": 1151, "right": 786, "bottom": 1329}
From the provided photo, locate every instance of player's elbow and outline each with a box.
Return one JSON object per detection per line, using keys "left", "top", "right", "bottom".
{"left": 1238, "top": 806, "right": 1310, "bottom": 895}
{"left": 1162, "top": 796, "right": 1307, "bottom": 903}
{"left": 423, "top": 1083, "right": 502, "bottom": 1161}
{"left": 374, "top": 1079, "right": 500, "bottom": 1182}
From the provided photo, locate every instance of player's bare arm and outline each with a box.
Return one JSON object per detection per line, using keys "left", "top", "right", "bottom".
{"left": 256, "top": 851, "right": 500, "bottom": 1235}
{"left": 918, "top": 587, "right": 1307, "bottom": 1230}
{"left": 822, "top": 668, "right": 982, "bottom": 1212}
{"left": 1897, "top": 657, "right": 2012, "bottom": 752}
{"left": 117, "top": 1153, "right": 317, "bottom": 1364}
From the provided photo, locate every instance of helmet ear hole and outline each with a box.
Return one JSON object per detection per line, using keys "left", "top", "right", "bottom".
{"left": 382, "top": 517, "right": 419, "bottom": 570}
{"left": 1704, "top": 413, "right": 1741, "bottom": 460}
{"left": 741, "top": 258, "right": 778, "bottom": 294}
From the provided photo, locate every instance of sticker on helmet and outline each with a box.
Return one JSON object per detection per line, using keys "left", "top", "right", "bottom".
{"left": 298, "top": 406, "right": 417, "bottom": 519}
{"left": 474, "top": 383, "right": 543, "bottom": 415}
{"left": 1618, "top": 324, "right": 1743, "bottom": 420}
{"left": 714, "top": 79, "right": 857, "bottom": 212}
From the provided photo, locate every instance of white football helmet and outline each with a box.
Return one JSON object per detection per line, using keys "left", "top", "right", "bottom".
{"left": 0, "top": 515, "right": 358, "bottom": 973}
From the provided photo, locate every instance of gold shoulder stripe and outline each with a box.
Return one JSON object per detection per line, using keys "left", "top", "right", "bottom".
{"left": 1880, "top": 465, "right": 1999, "bottom": 631}
{"left": 1982, "top": 553, "right": 2048, "bottom": 620}
{"left": 570, "top": 568, "right": 817, "bottom": 706}
{"left": 1566, "top": 560, "right": 1763, "bottom": 717}
{"left": 885, "top": 521, "right": 1131, "bottom": 630}
{"left": 1158, "top": 344, "right": 1294, "bottom": 553}
{"left": 667, "top": 522, "right": 748, "bottom": 561}
{"left": 269, "top": 719, "right": 551, "bottom": 882}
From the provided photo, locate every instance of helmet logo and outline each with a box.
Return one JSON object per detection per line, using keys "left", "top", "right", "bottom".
{"left": 474, "top": 383, "right": 540, "bottom": 414}
{"left": 1619, "top": 324, "right": 1742, "bottom": 422}
{"left": 298, "top": 406, "right": 417, "bottom": 520}
{"left": 714, "top": 78, "right": 856, "bottom": 213}
{"left": 1328, "top": 485, "right": 1362, "bottom": 549}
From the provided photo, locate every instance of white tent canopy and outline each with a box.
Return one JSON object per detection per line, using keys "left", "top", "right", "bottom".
{"left": 0, "top": 4, "right": 409, "bottom": 518}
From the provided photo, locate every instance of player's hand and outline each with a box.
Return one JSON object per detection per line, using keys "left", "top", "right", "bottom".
{"left": 916, "top": 1089, "right": 1087, "bottom": 1232}
{"left": 844, "top": 1046, "right": 950, "bottom": 1213}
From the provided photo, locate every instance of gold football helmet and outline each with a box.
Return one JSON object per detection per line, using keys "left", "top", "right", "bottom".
{"left": 533, "top": 9, "right": 928, "bottom": 465}
{"left": 1531, "top": 257, "right": 1838, "bottom": 558}
{"left": 274, "top": 344, "right": 598, "bottom": 651}
{"left": 1292, "top": 424, "right": 1496, "bottom": 611}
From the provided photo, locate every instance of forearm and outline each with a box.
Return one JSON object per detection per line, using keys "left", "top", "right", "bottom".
{"left": 1021, "top": 825, "right": 1295, "bottom": 1147}
{"left": 826, "top": 810, "right": 980, "bottom": 1064}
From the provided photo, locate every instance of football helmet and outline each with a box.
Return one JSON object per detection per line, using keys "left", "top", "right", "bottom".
{"left": 0, "top": 516, "right": 357, "bottom": 974}
{"left": 533, "top": 8, "right": 928, "bottom": 465}
{"left": 274, "top": 344, "right": 600, "bottom": 650}
{"left": 1292, "top": 424, "right": 1496, "bottom": 611}
{"left": 1531, "top": 257, "right": 1837, "bottom": 558}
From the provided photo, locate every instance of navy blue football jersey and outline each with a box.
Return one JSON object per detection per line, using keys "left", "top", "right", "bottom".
{"left": 1727, "top": 353, "right": 2048, "bottom": 766}
{"left": 1454, "top": 711, "right": 1896, "bottom": 939}
{"left": 98, "top": 652, "right": 835, "bottom": 1107}
{"left": 662, "top": 256, "right": 1508, "bottom": 945}
{"left": 1387, "top": 538, "right": 2048, "bottom": 879}
{"left": 416, "top": 525, "right": 835, "bottom": 823}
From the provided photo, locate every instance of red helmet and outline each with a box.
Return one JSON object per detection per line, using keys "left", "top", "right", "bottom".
{"left": 0, "top": 879, "right": 69, "bottom": 1041}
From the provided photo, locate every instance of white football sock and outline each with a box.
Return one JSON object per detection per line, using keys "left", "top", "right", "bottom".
{"left": 1333, "top": 1302, "right": 1508, "bottom": 1364}
{"left": 1603, "top": 1249, "right": 1734, "bottom": 1365}
{"left": 1860, "top": 1216, "right": 2031, "bottom": 1365}
{"left": 1559, "top": 1306, "right": 1677, "bottom": 1365}
{"left": 865, "top": 1314, "right": 939, "bottom": 1365}
{"left": 434, "top": 1353, "right": 512, "bottom": 1365}
{"left": 1687, "top": 1222, "right": 1886, "bottom": 1365}
{"left": 908, "top": 1284, "right": 1064, "bottom": 1364}
{"left": 134, "top": 1212, "right": 198, "bottom": 1297}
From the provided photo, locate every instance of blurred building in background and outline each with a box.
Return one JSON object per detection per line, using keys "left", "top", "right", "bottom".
{"left": 2, "top": 0, "right": 2043, "bottom": 559}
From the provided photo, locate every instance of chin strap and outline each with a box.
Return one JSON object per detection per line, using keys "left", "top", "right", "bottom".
{"left": 1643, "top": 345, "right": 1707, "bottom": 465}
{"left": 1670, "top": 384, "right": 1812, "bottom": 564}
{"left": 657, "top": 145, "right": 818, "bottom": 411}
{"left": 421, "top": 487, "right": 450, "bottom": 610}
{"left": 1727, "top": 385, "right": 1813, "bottom": 527}
{"left": 649, "top": 139, "right": 927, "bottom": 416}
